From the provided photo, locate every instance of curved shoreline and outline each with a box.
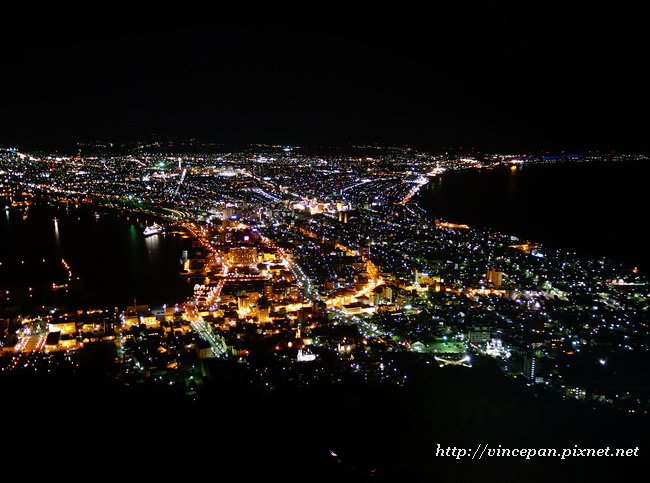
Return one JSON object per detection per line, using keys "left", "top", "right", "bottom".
{"left": 0, "top": 201, "right": 195, "bottom": 311}
{"left": 415, "top": 160, "right": 649, "bottom": 273}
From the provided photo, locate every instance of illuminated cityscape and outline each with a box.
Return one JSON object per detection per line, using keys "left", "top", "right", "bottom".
{"left": 2, "top": 7, "right": 649, "bottom": 481}
{"left": 1, "top": 145, "right": 648, "bottom": 414}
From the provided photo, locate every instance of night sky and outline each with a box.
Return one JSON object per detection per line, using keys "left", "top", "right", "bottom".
{"left": 1, "top": 5, "right": 648, "bottom": 151}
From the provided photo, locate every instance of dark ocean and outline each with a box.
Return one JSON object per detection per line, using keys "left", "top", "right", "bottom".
{"left": 419, "top": 160, "right": 649, "bottom": 272}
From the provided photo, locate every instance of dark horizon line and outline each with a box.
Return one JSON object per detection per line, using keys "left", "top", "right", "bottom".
{"left": 2, "top": 137, "right": 649, "bottom": 156}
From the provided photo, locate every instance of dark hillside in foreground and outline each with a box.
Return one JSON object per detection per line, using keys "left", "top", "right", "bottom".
{"left": 1, "top": 356, "right": 646, "bottom": 481}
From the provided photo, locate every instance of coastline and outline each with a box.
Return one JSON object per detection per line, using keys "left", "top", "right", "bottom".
{"left": 0, "top": 200, "right": 195, "bottom": 311}
{"left": 415, "top": 159, "right": 650, "bottom": 273}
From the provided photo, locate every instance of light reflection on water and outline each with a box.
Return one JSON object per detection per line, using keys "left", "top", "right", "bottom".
{"left": 144, "top": 232, "right": 161, "bottom": 264}
{"left": 53, "top": 218, "right": 60, "bottom": 249}
{"left": 1, "top": 206, "right": 192, "bottom": 307}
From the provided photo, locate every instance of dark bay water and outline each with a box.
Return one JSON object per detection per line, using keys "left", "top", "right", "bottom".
{"left": 0, "top": 203, "right": 193, "bottom": 310}
{"left": 420, "top": 160, "right": 650, "bottom": 271}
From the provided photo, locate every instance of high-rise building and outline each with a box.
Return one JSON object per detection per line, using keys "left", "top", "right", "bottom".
{"left": 287, "top": 285, "right": 299, "bottom": 300}
{"left": 523, "top": 355, "right": 536, "bottom": 381}
{"left": 263, "top": 283, "right": 273, "bottom": 300}
{"left": 468, "top": 326, "right": 490, "bottom": 344}
{"left": 487, "top": 268, "right": 504, "bottom": 287}
{"left": 257, "top": 307, "right": 270, "bottom": 323}
{"left": 228, "top": 247, "right": 258, "bottom": 266}
{"left": 237, "top": 295, "right": 250, "bottom": 315}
